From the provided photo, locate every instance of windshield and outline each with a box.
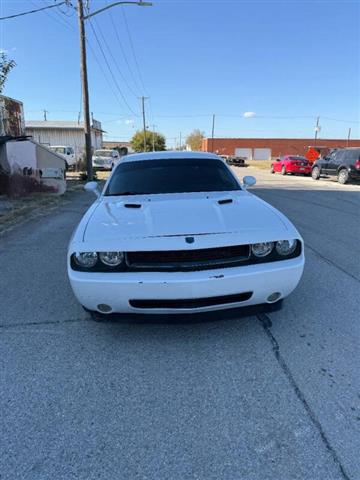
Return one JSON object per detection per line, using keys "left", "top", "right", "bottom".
{"left": 105, "top": 158, "right": 241, "bottom": 196}
{"left": 289, "top": 156, "right": 307, "bottom": 161}
{"left": 95, "top": 150, "right": 113, "bottom": 157}
{"left": 51, "top": 147, "right": 65, "bottom": 154}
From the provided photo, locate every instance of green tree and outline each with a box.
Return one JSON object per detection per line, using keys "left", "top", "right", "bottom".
{"left": 130, "top": 129, "right": 166, "bottom": 152}
{"left": 0, "top": 52, "right": 16, "bottom": 94}
{"left": 186, "top": 129, "right": 205, "bottom": 151}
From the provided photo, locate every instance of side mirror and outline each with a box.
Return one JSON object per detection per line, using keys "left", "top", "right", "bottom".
{"left": 243, "top": 175, "right": 256, "bottom": 189}
{"left": 84, "top": 181, "right": 100, "bottom": 198}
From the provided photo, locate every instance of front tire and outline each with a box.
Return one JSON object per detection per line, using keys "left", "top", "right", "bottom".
{"left": 281, "top": 166, "right": 286, "bottom": 175}
{"left": 311, "top": 166, "right": 320, "bottom": 180}
{"left": 337, "top": 169, "right": 349, "bottom": 184}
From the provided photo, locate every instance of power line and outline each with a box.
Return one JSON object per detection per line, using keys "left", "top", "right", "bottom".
{"left": 88, "top": 19, "right": 139, "bottom": 116}
{"left": 29, "top": 0, "right": 76, "bottom": 32}
{"left": 30, "top": 3, "right": 131, "bottom": 115}
{"left": 121, "top": 6, "right": 148, "bottom": 94}
{"left": 40, "top": 0, "right": 75, "bottom": 21}
{"left": 92, "top": 16, "right": 139, "bottom": 98}
{"left": 0, "top": 1, "right": 67, "bottom": 20}
{"left": 105, "top": 1, "right": 143, "bottom": 95}
{"left": 87, "top": 37, "right": 137, "bottom": 115}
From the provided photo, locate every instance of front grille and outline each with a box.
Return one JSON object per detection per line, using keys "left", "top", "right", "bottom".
{"left": 126, "top": 245, "right": 251, "bottom": 272}
{"left": 129, "top": 292, "right": 253, "bottom": 309}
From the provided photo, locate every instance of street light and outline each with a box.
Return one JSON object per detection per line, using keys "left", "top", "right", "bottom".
{"left": 77, "top": 0, "right": 152, "bottom": 180}
{"left": 84, "top": 1, "right": 152, "bottom": 20}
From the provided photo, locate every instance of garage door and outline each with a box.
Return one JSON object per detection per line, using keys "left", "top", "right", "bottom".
{"left": 234, "top": 148, "right": 252, "bottom": 160}
{"left": 253, "top": 148, "right": 271, "bottom": 160}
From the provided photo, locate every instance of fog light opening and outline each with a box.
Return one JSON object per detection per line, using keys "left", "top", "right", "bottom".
{"left": 97, "top": 303, "right": 112, "bottom": 314}
{"left": 267, "top": 292, "right": 282, "bottom": 303}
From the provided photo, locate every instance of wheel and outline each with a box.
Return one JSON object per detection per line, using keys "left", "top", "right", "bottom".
{"left": 311, "top": 166, "right": 320, "bottom": 180}
{"left": 281, "top": 166, "right": 286, "bottom": 175}
{"left": 270, "top": 165, "right": 275, "bottom": 174}
{"left": 337, "top": 169, "right": 349, "bottom": 185}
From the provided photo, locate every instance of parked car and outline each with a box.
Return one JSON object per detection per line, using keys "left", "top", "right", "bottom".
{"left": 92, "top": 149, "right": 119, "bottom": 170}
{"left": 68, "top": 151, "right": 304, "bottom": 317}
{"left": 311, "top": 148, "right": 360, "bottom": 184}
{"left": 49, "top": 145, "right": 76, "bottom": 169}
{"left": 270, "top": 155, "right": 312, "bottom": 175}
{"left": 226, "top": 156, "right": 246, "bottom": 167}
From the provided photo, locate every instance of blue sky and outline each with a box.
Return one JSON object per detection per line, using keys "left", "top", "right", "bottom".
{"left": 1, "top": 0, "right": 359, "bottom": 147}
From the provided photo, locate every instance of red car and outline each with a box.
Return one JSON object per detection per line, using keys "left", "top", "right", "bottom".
{"left": 271, "top": 155, "right": 312, "bottom": 176}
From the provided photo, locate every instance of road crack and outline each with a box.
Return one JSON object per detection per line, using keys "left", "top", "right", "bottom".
{"left": 257, "top": 313, "right": 351, "bottom": 480}
{"left": 305, "top": 244, "right": 360, "bottom": 283}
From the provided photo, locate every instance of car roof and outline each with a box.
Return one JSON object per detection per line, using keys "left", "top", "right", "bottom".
{"left": 120, "top": 150, "right": 220, "bottom": 163}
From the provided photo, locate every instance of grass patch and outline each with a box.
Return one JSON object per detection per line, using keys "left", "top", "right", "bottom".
{"left": 0, "top": 178, "right": 85, "bottom": 236}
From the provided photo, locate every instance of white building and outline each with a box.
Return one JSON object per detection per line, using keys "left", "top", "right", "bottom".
{"left": 25, "top": 120, "right": 104, "bottom": 159}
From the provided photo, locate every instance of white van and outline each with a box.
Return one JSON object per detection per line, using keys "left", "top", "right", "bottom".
{"left": 49, "top": 146, "right": 76, "bottom": 169}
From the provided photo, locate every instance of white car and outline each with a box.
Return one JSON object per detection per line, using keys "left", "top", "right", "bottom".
{"left": 92, "top": 149, "right": 119, "bottom": 170}
{"left": 68, "top": 151, "right": 304, "bottom": 316}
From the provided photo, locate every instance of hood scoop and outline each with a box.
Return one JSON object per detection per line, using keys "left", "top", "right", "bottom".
{"left": 124, "top": 203, "right": 142, "bottom": 209}
{"left": 218, "top": 198, "right": 233, "bottom": 205}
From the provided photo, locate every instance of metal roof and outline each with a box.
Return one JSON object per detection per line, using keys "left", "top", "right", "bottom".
{"left": 25, "top": 120, "right": 105, "bottom": 132}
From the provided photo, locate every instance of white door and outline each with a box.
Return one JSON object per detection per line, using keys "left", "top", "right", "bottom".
{"left": 234, "top": 148, "right": 252, "bottom": 160}
{"left": 254, "top": 148, "right": 271, "bottom": 160}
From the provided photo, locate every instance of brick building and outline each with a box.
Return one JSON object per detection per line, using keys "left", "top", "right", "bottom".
{"left": 201, "top": 138, "right": 360, "bottom": 160}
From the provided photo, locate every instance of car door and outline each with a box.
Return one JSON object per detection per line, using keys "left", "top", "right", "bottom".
{"left": 326, "top": 150, "right": 343, "bottom": 176}
{"left": 321, "top": 152, "right": 336, "bottom": 175}
{"left": 65, "top": 147, "right": 75, "bottom": 166}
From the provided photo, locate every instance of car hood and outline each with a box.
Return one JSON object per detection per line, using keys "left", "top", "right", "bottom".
{"left": 81, "top": 192, "right": 295, "bottom": 249}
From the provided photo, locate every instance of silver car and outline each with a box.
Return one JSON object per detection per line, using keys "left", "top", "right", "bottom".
{"left": 92, "top": 149, "right": 119, "bottom": 170}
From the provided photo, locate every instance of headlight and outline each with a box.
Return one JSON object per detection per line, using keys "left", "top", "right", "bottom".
{"left": 251, "top": 242, "right": 274, "bottom": 257}
{"left": 275, "top": 239, "right": 297, "bottom": 256}
{"left": 74, "top": 251, "right": 98, "bottom": 268}
{"left": 99, "top": 251, "right": 124, "bottom": 266}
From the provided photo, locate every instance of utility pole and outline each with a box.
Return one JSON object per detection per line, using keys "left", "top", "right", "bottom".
{"left": 211, "top": 114, "right": 215, "bottom": 152}
{"left": 43, "top": 109, "right": 49, "bottom": 121}
{"left": 179, "top": 132, "right": 182, "bottom": 151}
{"left": 347, "top": 127, "right": 351, "bottom": 146}
{"left": 140, "top": 96, "right": 149, "bottom": 152}
{"left": 314, "top": 116, "right": 320, "bottom": 147}
{"left": 77, "top": 0, "right": 93, "bottom": 180}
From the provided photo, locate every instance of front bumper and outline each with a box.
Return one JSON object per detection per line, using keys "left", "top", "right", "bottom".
{"left": 68, "top": 255, "right": 304, "bottom": 314}
{"left": 93, "top": 164, "right": 112, "bottom": 171}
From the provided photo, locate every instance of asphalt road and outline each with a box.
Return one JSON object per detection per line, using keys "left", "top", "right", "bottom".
{"left": 1, "top": 169, "right": 359, "bottom": 480}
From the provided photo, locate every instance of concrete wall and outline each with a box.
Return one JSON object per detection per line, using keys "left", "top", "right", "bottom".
{"left": 5, "top": 140, "right": 37, "bottom": 173}
{"left": 0, "top": 140, "right": 66, "bottom": 195}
